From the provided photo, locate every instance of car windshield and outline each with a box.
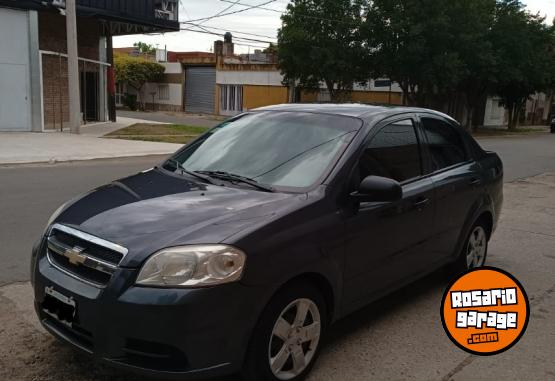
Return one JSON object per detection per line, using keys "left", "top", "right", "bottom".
{"left": 169, "top": 111, "right": 362, "bottom": 190}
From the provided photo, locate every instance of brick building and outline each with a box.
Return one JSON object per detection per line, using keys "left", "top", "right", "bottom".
{"left": 0, "top": 0, "right": 179, "bottom": 132}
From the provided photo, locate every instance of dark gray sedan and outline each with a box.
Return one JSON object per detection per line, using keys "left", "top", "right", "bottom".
{"left": 31, "top": 104, "right": 503, "bottom": 381}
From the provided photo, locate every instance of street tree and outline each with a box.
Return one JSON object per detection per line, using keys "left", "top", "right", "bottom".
{"left": 114, "top": 54, "right": 165, "bottom": 110}
{"left": 490, "top": 0, "right": 555, "bottom": 130}
{"left": 133, "top": 41, "right": 157, "bottom": 54}
{"left": 277, "top": 0, "right": 366, "bottom": 101}
{"left": 362, "top": 0, "right": 496, "bottom": 115}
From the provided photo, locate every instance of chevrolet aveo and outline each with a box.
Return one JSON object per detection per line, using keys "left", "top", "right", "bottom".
{"left": 31, "top": 104, "right": 503, "bottom": 381}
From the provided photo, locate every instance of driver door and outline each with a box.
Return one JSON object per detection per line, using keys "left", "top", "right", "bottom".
{"left": 342, "top": 118, "right": 436, "bottom": 310}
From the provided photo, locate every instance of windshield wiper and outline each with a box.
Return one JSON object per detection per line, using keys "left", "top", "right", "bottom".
{"left": 197, "top": 171, "right": 276, "bottom": 192}
{"left": 165, "top": 159, "right": 217, "bottom": 184}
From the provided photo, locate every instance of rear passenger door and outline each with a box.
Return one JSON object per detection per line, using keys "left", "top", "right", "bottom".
{"left": 417, "top": 115, "right": 484, "bottom": 261}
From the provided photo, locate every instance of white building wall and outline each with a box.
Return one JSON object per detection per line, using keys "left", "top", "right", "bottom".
{"left": 217, "top": 70, "right": 284, "bottom": 86}
{"left": 354, "top": 79, "right": 403, "bottom": 93}
{"left": 118, "top": 62, "right": 183, "bottom": 109}
{"left": 141, "top": 82, "right": 182, "bottom": 106}
{"left": 163, "top": 62, "right": 183, "bottom": 74}
{"left": 484, "top": 97, "right": 507, "bottom": 127}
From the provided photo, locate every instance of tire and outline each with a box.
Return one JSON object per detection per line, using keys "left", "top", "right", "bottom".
{"left": 241, "top": 281, "right": 327, "bottom": 381}
{"left": 453, "top": 220, "right": 489, "bottom": 274}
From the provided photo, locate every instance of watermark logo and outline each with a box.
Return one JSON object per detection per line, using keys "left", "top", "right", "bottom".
{"left": 440, "top": 267, "right": 529, "bottom": 355}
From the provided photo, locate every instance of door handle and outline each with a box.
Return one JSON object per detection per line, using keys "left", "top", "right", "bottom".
{"left": 413, "top": 197, "right": 430, "bottom": 209}
{"left": 469, "top": 178, "right": 482, "bottom": 186}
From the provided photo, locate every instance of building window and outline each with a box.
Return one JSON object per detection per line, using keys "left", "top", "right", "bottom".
{"left": 220, "top": 85, "right": 243, "bottom": 115}
{"left": 158, "top": 84, "right": 170, "bottom": 100}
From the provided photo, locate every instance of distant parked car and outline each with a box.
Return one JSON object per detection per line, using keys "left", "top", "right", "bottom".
{"left": 31, "top": 104, "right": 503, "bottom": 381}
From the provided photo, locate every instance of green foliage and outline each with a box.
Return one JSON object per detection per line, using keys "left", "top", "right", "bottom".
{"left": 278, "top": 0, "right": 555, "bottom": 129}
{"left": 277, "top": 0, "right": 366, "bottom": 101}
{"left": 114, "top": 54, "right": 165, "bottom": 110}
{"left": 363, "top": 0, "right": 502, "bottom": 127}
{"left": 123, "top": 93, "right": 138, "bottom": 111}
{"left": 490, "top": 0, "right": 555, "bottom": 129}
{"left": 133, "top": 41, "right": 157, "bottom": 55}
{"left": 363, "top": 0, "right": 555, "bottom": 129}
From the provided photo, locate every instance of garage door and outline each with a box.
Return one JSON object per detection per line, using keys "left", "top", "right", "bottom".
{"left": 185, "top": 67, "right": 215, "bottom": 114}
{"left": 0, "top": 8, "right": 30, "bottom": 131}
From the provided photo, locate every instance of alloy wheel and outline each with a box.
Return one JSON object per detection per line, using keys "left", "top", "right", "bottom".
{"left": 268, "top": 298, "right": 321, "bottom": 380}
{"left": 466, "top": 226, "right": 487, "bottom": 269}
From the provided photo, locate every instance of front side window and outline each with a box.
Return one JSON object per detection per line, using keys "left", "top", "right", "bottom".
{"left": 420, "top": 117, "right": 468, "bottom": 171}
{"left": 358, "top": 119, "right": 422, "bottom": 183}
{"left": 171, "top": 112, "right": 361, "bottom": 189}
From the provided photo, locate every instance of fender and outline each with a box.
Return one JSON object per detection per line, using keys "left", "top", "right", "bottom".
{"left": 450, "top": 190, "right": 495, "bottom": 263}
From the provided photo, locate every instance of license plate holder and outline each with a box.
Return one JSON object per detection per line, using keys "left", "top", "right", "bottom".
{"left": 42, "top": 286, "right": 77, "bottom": 327}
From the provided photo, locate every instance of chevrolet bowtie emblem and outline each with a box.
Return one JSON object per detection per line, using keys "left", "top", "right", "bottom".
{"left": 63, "top": 246, "right": 86, "bottom": 266}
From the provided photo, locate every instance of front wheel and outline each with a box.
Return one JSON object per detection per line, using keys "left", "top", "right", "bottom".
{"left": 241, "top": 282, "right": 327, "bottom": 381}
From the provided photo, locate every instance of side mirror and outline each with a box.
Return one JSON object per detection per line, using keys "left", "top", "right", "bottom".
{"left": 351, "top": 176, "right": 402, "bottom": 203}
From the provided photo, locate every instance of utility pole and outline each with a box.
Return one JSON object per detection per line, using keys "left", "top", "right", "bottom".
{"left": 66, "top": 0, "right": 81, "bottom": 133}
{"left": 107, "top": 34, "right": 117, "bottom": 122}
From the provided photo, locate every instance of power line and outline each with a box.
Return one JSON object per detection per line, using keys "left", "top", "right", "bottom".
{"left": 180, "top": 26, "right": 274, "bottom": 45}
{"left": 219, "top": 0, "right": 357, "bottom": 25}
{"left": 181, "top": 21, "right": 277, "bottom": 40}
{"left": 185, "top": 0, "right": 278, "bottom": 23}
{"left": 220, "top": 0, "right": 285, "bottom": 13}
{"left": 197, "top": 0, "right": 242, "bottom": 26}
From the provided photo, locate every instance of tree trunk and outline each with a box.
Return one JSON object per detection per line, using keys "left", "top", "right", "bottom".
{"left": 465, "top": 106, "right": 474, "bottom": 132}
{"left": 132, "top": 84, "right": 145, "bottom": 111}
{"left": 508, "top": 104, "right": 519, "bottom": 131}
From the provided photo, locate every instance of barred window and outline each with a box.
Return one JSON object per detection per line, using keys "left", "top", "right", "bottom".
{"left": 158, "top": 84, "right": 170, "bottom": 100}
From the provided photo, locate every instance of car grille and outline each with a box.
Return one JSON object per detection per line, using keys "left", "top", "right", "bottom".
{"left": 46, "top": 224, "right": 128, "bottom": 287}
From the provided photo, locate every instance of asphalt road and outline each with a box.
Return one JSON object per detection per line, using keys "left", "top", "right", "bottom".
{"left": 478, "top": 133, "right": 555, "bottom": 182}
{"left": 0, "top": 156, "right": 167, "bottom": 286}
{"left": 1, "top": 172, "right": 554, "bottom": 381}
{"left": 1, "top": 133, "right": 555, "bottom": 285}
{"left": 0, "top": 133, "right": 554, "bottom": 380}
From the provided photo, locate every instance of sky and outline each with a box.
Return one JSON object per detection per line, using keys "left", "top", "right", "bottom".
{"left": 114, "top": 0, "right": 555, "bottom": 55}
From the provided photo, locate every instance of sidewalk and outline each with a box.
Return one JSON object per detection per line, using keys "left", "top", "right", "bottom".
{"left": 0, "top": 117, "right": 181, "bottom": 165}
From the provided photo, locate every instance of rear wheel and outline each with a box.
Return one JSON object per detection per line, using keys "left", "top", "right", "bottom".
{"left": 242, "top": 282, "right": 326, "bottom": 381}
{"left": 453, "top": 222, "right": 489, "bottom": 273}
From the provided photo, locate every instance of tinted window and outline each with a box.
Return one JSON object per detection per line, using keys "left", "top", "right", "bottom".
{"left": 171, "top": 112, "right": 361, "bottom": 189}
{"left": 358, "top": 119, "right": 422, "bottom": 183}
{"left": 421, "top": 117, "right": 468, "bottom": 171}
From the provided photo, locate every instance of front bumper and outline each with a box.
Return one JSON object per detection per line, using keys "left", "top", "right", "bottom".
{"left": 32, "top": 243, "right": 267, "bottom": 380}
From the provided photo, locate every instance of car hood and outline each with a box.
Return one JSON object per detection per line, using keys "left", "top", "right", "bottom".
{"left": 53, "top": 168, "right": 300, "bottom": 267}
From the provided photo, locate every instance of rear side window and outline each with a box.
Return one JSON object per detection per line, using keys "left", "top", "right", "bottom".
{"left": 358, "top": 119, "right": 422, "bottom": 183}
{"left": 420, "top": 117, "right": 468, "bottom": 171}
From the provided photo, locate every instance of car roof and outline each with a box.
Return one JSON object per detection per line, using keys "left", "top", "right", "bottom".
{"left": 253, "top": 103, "right": 456, "bottom": 122}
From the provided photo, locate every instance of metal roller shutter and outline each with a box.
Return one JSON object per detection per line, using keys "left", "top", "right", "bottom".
{"left": 185, "top": 67, "right": 216, "bottom": 114}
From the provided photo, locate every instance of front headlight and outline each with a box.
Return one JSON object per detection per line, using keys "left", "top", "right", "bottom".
{"left": 136, "top": 245, "right": 246, "bottom": 287}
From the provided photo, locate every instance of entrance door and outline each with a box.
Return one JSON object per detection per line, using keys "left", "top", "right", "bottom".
{"left": 0, "top": 8, "right": 30, "bottom": 131}
{"left": 185, "top": 67, "right": 216, "bottom": 114}
{"left": 80, "top": 71, "right": 99, "bottom": 121}
{"left": 0, "top": 64, "right": 30, "bottom": 130}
